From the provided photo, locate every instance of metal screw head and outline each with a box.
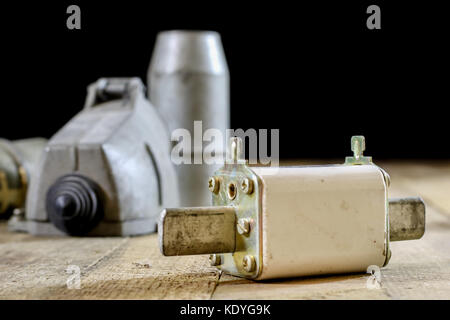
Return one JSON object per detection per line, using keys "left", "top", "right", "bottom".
{"left": 209, "top": 254, "right": 221, "bottom": 266}
{"left": 237, "top": 218, "right": 251, "bottom": 235}
{"left": 240, "top": 178, "right": 253, "bottom": 194}
{"left": 242, "top": 255, "right": 256, "bottom": 272}
{"left": 208, "top": 176, "right": 219, "bottom": 194}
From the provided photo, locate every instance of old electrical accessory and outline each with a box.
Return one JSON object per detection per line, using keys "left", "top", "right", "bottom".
{"left": 9, "top": 78, "right": 179, "bottom": 236}
{"left": 159, "top": 136, "right": 425, "bottom": 280}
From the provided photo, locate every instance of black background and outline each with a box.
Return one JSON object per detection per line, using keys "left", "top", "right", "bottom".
{"left": 2, "top": 1, "right": 449, "bottom": 159}
{"left": 0, "top": 299, "right": 448, "bottom": 319}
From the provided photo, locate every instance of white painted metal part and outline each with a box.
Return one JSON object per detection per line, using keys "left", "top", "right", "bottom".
{"left": 252, "top": 165, "right": 388, "bottom": 280}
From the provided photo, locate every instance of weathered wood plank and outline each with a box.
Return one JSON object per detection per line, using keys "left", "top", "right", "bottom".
{"left": 0, "top": 235, "right": 127, "bottom": 299}
{"left": 380, "top": 162, "right": 450, "bottom": 299}
{"left": 380, "top": 161, "right": 450, "bottom": 216}
{"left": 0, "top": 233, "right": 219, "bottom": 299}
{"left": 212, "top": 273, "right": 390, "bottom": 300}
{"left": 0, "top": 161, "right": 449, "bottom": 299}
{"left": 0, "top": 222, "right": 39, "bottom": 244}
{"left": 50, "top": 235, "right": 220, "bottom": 300}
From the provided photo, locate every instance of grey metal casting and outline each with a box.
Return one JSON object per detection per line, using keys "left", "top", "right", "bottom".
{"left": 9, "top": 78, "right": 179, "bottom": 236}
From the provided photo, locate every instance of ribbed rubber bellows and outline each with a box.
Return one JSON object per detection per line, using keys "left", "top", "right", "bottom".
{"left": 46, "top": 174, "right": 103, "bottom": 236}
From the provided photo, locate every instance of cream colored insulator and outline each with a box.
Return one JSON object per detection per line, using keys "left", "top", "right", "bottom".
{"left": 159, "top": 136, "right": 425, "bottom": 280}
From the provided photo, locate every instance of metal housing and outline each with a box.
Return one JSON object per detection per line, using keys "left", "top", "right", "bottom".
{"left": 9, "top": 78, "right": 179, "bottom": 236}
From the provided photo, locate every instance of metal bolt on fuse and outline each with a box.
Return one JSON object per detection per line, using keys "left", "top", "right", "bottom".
{"left": 209, "top": 254, "right": 222, "bottom": 266}
{"left": 243, "top": 255, "right": 256, "bottom": 272}
{"left": 208, "top": 177, "right": 220, "bottom": 194}
{"left": 237, "top": 218, "right": 251, "bottom": 235}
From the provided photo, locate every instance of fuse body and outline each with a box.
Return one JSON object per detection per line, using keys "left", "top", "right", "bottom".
{"left": 252, "top": 165, "right": 388, "bottom": 279}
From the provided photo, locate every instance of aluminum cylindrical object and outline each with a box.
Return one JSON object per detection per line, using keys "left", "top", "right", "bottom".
{"left": 148, "top": 30, "right": 230, "bottom": 207}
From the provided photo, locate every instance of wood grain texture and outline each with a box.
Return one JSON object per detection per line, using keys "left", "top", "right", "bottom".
{"left": 380, "top": 161, "right": 450, "bottom": 299}
{"left": 0, "top": 233, "right": 127, "bottom": 299}
{"left": 51, "top": 236, "right": 220, "bottom": 300}
{"left": 0, "top": 161, "right": 448, "bottom": 299}
{"left": 0, "top": 232, "right": 219, "bottom": 299}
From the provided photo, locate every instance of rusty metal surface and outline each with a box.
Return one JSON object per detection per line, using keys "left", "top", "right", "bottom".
{"left": 159, "top": 137, "right": 263, "bottom": 279}
{"left": 159, "top": 206, "right": 236, "bottom": 256}
{"left": 212, "top": 163, "right": 262, "bottom": 279}
{"left": 389, "top": 197, "right": 426, "bottom": 241}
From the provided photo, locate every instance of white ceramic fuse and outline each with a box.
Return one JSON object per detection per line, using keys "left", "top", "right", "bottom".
{"left": 253, "top": 165, "right": 387, "bottom": 279}
{"left": 159, "top": 136, "right": 425, "bottom": 280}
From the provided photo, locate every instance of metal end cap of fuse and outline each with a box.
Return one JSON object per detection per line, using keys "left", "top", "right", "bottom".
{"left": 46, "top": 174, "right": 103, "bottom": 236}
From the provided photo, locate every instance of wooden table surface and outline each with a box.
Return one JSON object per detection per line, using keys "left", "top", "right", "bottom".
{"left": 0, "top": 161, "right": 449, "bottom": 299}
